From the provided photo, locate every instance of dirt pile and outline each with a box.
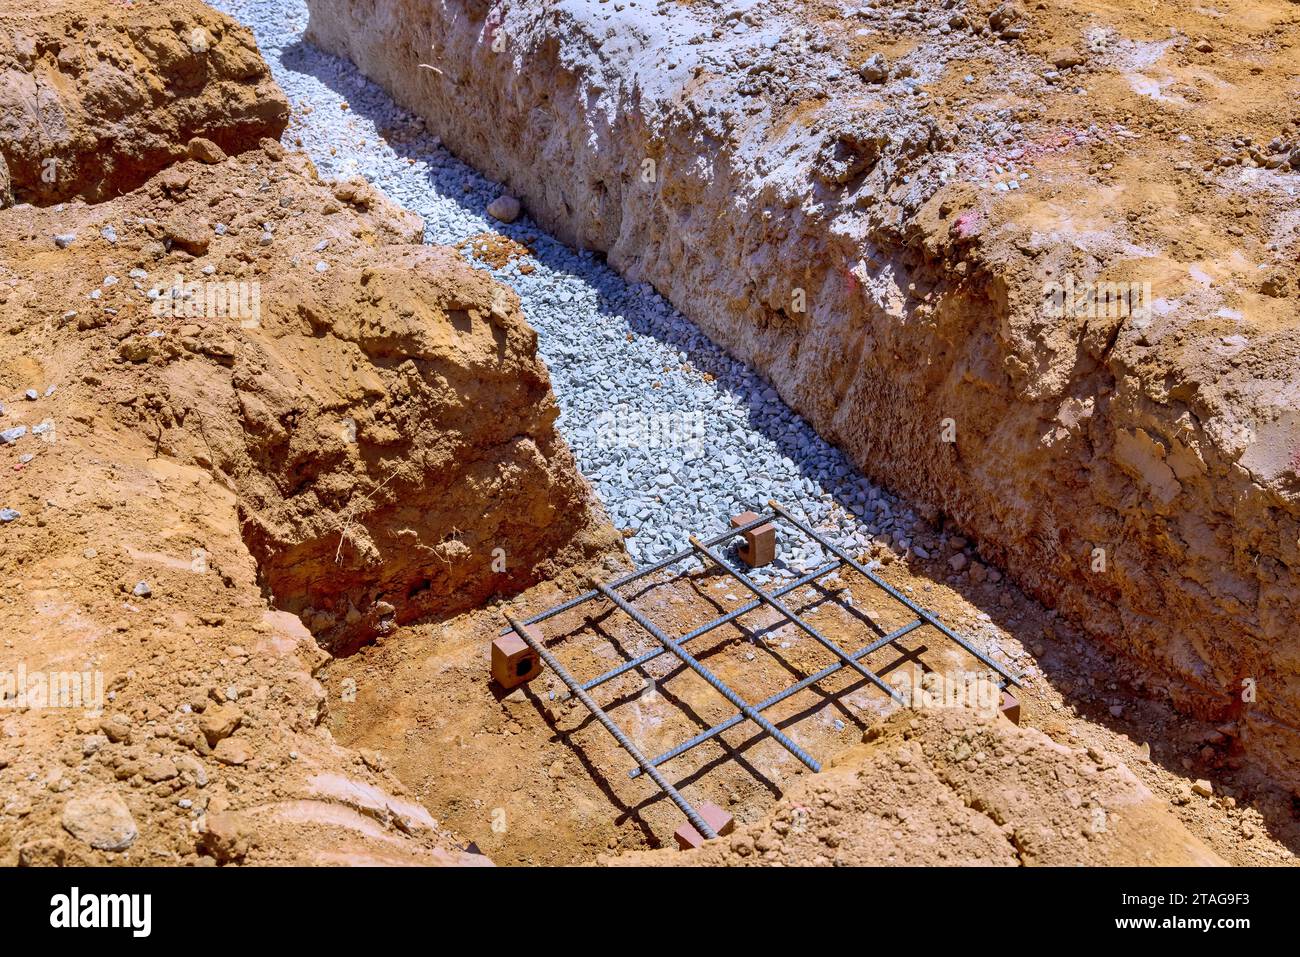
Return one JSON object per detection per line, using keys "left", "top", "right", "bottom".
{"left": 2, "top": 140, "right": 615, "bottom": 655}
{"left": 610, "top": 706, "right": 1224, "bottom": 866}
{"left": 0, "top": 0, "right": 288, "bottom": 206}
{"left": 0, "top": 7, "right": 615, "bottom": 859}
{"left": 305, "top": 0, "right": 1300, "bottom": 783}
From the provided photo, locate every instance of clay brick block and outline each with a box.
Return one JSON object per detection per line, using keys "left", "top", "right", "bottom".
{"left": 491, "top": 629, "right": 542, "bottom": 688}
{"left": 673, "top": 801, "right": 735, "bottom": 850}
{"left": 1000, "top": 688, "right": 1021, "bottom": 726}
{"left": 731, "top": 512, "right": 776, "bottom": 567}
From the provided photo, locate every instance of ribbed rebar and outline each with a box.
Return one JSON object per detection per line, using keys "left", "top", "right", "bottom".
{"left": 690, "top": 535, "right": 905, "bottom": 705}
{"left": 565, "top": 559, "right": 843, "bottom": 700}
{"left": 498, "top": 510, "right": 778, "bottom": 636}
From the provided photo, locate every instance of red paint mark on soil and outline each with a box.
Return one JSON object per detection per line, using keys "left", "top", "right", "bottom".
{"left": 954, "top": 211, "right": 982, "bottom": 239}
{"left": 840, "top": 263, "right": 860, "bottom": 295}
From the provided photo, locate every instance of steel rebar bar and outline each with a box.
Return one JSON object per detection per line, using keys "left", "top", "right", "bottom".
{"left": 498, "top": 510, "right": 778, "bottom": 636}
{"left": 690, "top": 535, "right": 905, "bottom": 705}
{"left": 630, "top": 617, "right": 925, "bottom": 778}
{"left": 565, "top": 559, "right": 843, "bottom": 700}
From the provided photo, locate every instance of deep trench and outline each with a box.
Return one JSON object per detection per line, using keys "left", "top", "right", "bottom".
{"left": 205, "top": 0, "right": 1300, "bottom": 863}
{"left": 202, "top": 0, "right": 1038, "bottom": 859}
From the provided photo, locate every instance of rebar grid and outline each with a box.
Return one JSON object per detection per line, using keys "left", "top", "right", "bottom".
{"left": 497, "top": 510, "right": 776, "bottom": 637}
{"left": 768, "top": 500, "right": 1020, "bottom": 689}
{"left": 629, "top": 617, "right": 925, "bottom": 778}
{"left": 595, "top": 581, "right": 822, "bottom": 774}
{"left": 564, "top": 558, "right": 842, "bottom": 700}
{"left": 502, "top": 498, "right": 1016, "bottom": 841}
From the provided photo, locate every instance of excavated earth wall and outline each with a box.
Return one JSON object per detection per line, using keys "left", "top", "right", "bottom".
{"left": 306, "top": 0, "right": 1300, "bottom": 782}
{"left": 0, "top": 0, "right": 289, "bottom": 206}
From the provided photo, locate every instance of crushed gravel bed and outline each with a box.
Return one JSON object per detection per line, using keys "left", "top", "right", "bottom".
{"left": 210, "top": 0, "right": 933, "bottom": 577}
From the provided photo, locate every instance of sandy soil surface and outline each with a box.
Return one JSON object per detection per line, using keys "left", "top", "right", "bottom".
{"left": 0, "top": 5, "right": 609, "bottom": 858}
{"left": 0, "top": 0, "right": 288, "bottom": 205}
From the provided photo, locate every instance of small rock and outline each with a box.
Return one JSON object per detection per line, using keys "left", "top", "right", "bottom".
{"left": 1, "top": 426, "right": 26, "bottom": 445}
{"left": 1192, "top": 778, "right": 1214, "bottom": 798}
{"left": 173, "top": 753, "right": 209, "bottom": 788}
{"left": 187, "top": 137, "right": 228, "bottom": 164}
{"left": 100, "top": 715, "right": 132, "bottom": 743}
{"left": 141, "top": 756, "right": 177, "bottom": 783}
{"left": 988, "top": 2, "right": 1024, "bottom": 34}
{"left": 948, "top": 552, "right": 968, "bottom": 572}
{"left": 18, "top": 838, "right": 66, "bottom": 867}
{"left": 118, "top": 338, "right": 157, "bottom": 363}
{"left": 0, "top": 508, "right": 19, "bottom": 524}
{"left": 163, "top": 215, "right": 211, "bottom": 255}
{"left": 200, "top": 810, "right": 251, "bottom": 863}
{"left": 858, "top": 53, "right": 888, "bottom": 83}
{"left": 132, "top": 581, "right": 152, "bottom": 598}
{"left": 212, "top": 737, "right": 252, "bottom": 766}
{"left": 54, "top": 233, "right": 76, "bottom": 249}
{"left": 61, "top": 790, "right": 138, "bottom": 851}
{"left": 199, "top": 703, "right": 243, "bottom": 746}
{"left": 486, "top": 194, "right": 521, "bottom": 223}
{"left": 23, "top": 389, "right": 38, "bottom": 401}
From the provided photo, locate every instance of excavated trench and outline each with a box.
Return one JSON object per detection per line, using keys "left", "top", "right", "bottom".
{"left": 221, "top": 9, "right": 1291, "bottom": 862}
{"left": 302, "top": 0, "right": 1300, "bottom": 790}
{"left": 5, "top": 0, "right": 1297, "bottom": 868}
{"left": 182, "top": 0, "right": 1299, "bottom": 863}
{"left": 88, "top": 0, "right": 1288, "bottom": 865}
{"left": 322, "top": 561, "right": 960, "bottom": 864}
